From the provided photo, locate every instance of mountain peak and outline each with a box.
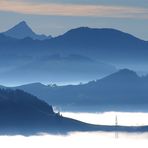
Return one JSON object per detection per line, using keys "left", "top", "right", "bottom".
{"left": 3, "top": 21, "right": 52, "bottom": 40}
{"left": 102, "top": 69, "right": 139, "bottom": 82}
{"left": 118, "top": 68, "right": 136, "bottom": 74}
{"left": 3, "top": 21, "right": 35, "bottom": 39}
{"left": 19, "top": 21, "right": 27, "bottom": 25}
{"left": 16, "top": 21, "right": 29, "bottom": 28}
{"left": 116, "top": 68, "right": 138, "bottom": 77}
{"left": 10, "top": 21, "right": 30, "bottom": 29}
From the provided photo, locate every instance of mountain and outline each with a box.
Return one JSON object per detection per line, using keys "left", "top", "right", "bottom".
{"left": 0, "top": 26, "right": 148, "bottom": 84}
{"left": 3, "top": 21, "right": 52, "bottom": 40}
{"left": 1, "top": 26, "right": 148, "bottom": 70}
{"left": 0, "top": 88, "right": 116, "bottom": 135}
{"left": 47, "top": 27, "right": 148, "bottom": 62}
{"left": 46, "top": 27, "right": 148, "bottom": 74}
{"left": 0, "top": 33, "right": 17, "bottom": 43}
{"left": 2, "top": 88, "right": 143, "bottom": 135}
{"left": 0, "top": 88, "right": 54, "bottom": 133}
{"left": 1, "top": 26, "right": 148, "bottom": 61}
{"left": 0, "top": 89, "right": 148, "bottom": 135}
{"left": 0, "top": 53, "right": 116, "bottom": 85}
{"left": 14, "top": 69, "right": 148, "bottom": 112}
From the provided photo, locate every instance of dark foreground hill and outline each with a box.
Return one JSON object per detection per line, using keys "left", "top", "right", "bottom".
{"left": 0, "top": 89, "right": 148, "bottom": 135}
{"left": 0, "top": 89, "right": 121, "bottom": 135}
{"left": 0, "top": 89, "right": 101, "bottom": 135}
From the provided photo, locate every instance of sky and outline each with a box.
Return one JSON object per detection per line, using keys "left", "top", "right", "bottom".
{"left": 0, "top": 0, "right": 148, "bottom": 40}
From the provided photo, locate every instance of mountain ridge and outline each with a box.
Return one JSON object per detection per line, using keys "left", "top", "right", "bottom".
{"left": 10, "top": 69, "right": 148, "bottom": 112}
{"left": 3, "top": 21, "right": 52, "bottom": 40}
{"left": 0, "top": 25, "right": 148, "bottom": 84}
{"left": 60, "top": 27, "right": 145, "bottom": 41}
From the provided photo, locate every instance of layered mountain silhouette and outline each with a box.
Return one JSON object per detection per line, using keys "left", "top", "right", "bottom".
{"left": 1, "top": 22, "right": 148, "bottom": 135}
{"left": 0, "top": 24, "right": 148, "bottom": 66}
{"left": 0, "top": 22, "right": 148, "bottom": 84}
{"left": 13, "top": 69, "right": 148, "bottom": 112}
{"left": 47, "top": 27, "right": 148, "bottom": 62}
{"left": 0, "top": 53, "right": 116, "bottom": 85}
{"left": 1, "top": 25, "right": 148, "bottom": 60}
{"left": 2, "top": 21, "right": 52, "bottom": 40}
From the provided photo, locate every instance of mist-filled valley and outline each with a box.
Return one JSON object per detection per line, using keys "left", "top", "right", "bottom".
{"left": 1, "top": 131, "right": 148, "bottom": 148}
{"left": 0, "top": 21, "right": 148, "bottom": 85}
{"left": 0, "top": 6, "right": 148, "bottom": 147}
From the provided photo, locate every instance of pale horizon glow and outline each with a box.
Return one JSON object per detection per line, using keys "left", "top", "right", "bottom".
{"left": 0, "top": 1, "right": 148, "bottom": 19}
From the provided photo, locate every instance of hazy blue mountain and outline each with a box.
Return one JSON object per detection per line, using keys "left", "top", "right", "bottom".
{"left": 1, "top": 26, "right": 148, "bottom": 61}
{"left": 0, "top": 26, "right": 148, "bottom": 71}
{"left": 46, "top": 27, "right": 148, "bottom": 74}
{"left": 48, "top": 27, "right": 148, "bottom": 60}
{"left": 0, "top": 85, "right": 6, "bottom": 89}
{"left": 3, "top": 21, "right": 52, "bottom": 40}
{"left": 0, "top": 54, "right": 116, "bottom": 85}
{"left": 0, "top": 33, "right": 17, "bottom": 44}
{"left": 14, "top": 69, "right": 148, "bottom": 112}
{"left": 0, "top": 26, "right": 148, "bottom": 84}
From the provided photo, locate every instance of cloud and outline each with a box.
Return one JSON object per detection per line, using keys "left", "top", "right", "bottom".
{"left": 0, "top": 0, "right": 148, "bottom": 19}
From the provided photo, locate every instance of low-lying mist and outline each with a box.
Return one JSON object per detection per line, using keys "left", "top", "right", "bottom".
{"left": 1, "top": 112, "right": 148, "bottom": 148}
{"left": 1, "top": 131, "right": 148, "bottom": 148}
{"left": 62, "top": 112, "right": 148, "bottom": 126}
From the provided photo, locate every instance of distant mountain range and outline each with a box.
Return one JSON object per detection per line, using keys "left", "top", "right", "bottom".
{"left": 1, "top": 24, "right": 148, "bottom": 63}
{"left": 0, "top": 53, "right": 116, "bottom": 85}
{"left": 1, "top": 21, "right": 148, "bottom": 134}
{"left": 2, "top": 21, "right": 52, "bottom": 40}
{"left": 0, "top": 21, "right": 148, "bottom": 84}
{"left": 12, "top": 69, "right": 148, "bottom": 112}
{"left": 1, "top": 23, "right": 148, "bottom": 61}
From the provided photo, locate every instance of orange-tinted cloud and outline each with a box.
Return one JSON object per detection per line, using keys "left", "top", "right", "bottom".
{"left": 0, "top": 1, "right": 148, "bottom": 19}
